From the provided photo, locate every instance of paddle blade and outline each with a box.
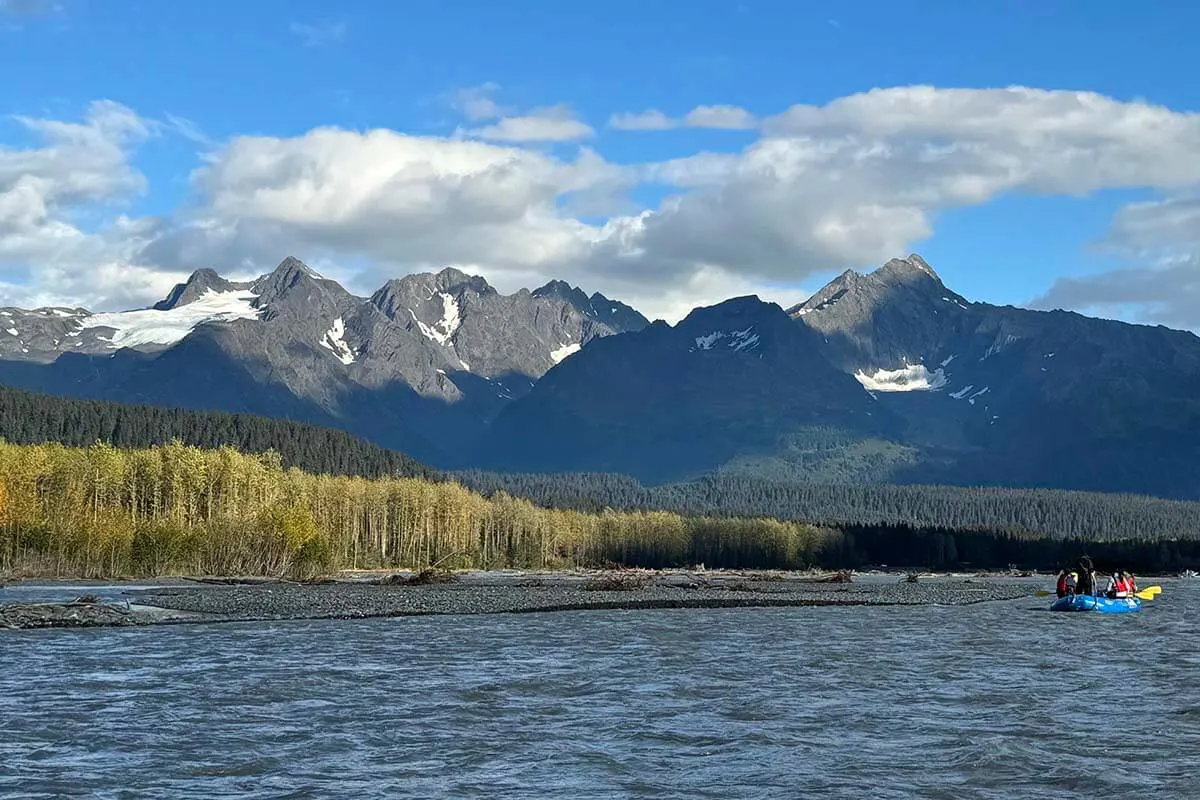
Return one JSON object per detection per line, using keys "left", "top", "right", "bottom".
{"left": 1035, "top": 590, "right": 1053, "bottom": 597}
{"left": 1135, "top": 586, "right": 1162, "bottom": 600}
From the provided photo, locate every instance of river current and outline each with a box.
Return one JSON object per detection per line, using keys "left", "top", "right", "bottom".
{"left": 2, "top": 579, "right": 1198, "bottom": 798}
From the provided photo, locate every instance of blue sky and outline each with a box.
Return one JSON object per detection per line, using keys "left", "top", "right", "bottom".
{"left": 2, "top": 0, "right": 1199, "bottom": 325}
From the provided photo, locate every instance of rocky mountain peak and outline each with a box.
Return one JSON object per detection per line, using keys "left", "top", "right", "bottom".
{"left": 533, "top": 279, "right": 595, "bottom": 314}
{"left": 251, "top": 257, "right": 353, "bottom": 314}
{"left": 790, "top": 254, "right": 961, "bottom": 322}
{"left": 788, "top": 254, "right": 973, "bottom": 375}
{"left": 432, "top": 266, "right": 494, "bottom": 295}
{"left": 534, "top": 279, "right": 574, "bottom": 295}
{"left": 588, "top": 291, "right": 651, "bottom": 331}
{"left": 153, "top": 268, "right": 243, "bottom": 311}
{"left": 876, "top": 253, "right": 942, "bottom": 283}
{"left": 683, "top": 294, "right": 772, "bottom": 323}
{"left": 254, "top": 256, "right": 318, "bottom": 293}
{"left": 676, "top": 295, "right": 797, "bottom": 355}
{"left": 371, "top": 269, "right": 494, "bottom": 319}
{"left": 530, "top": 281, "right": 652, "bottom": 333}
{"left": 276, "top": 256, "right": 318, "bottom": 276}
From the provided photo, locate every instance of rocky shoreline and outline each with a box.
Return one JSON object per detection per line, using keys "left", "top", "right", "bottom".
{"left": 0, "top": 570, "right": 1039, "bottom": 631}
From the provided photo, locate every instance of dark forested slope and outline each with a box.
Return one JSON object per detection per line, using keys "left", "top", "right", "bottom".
{"left": 0, "top": 386, "right": 437, "bottom": 480}
{"left": 454, "top": 470, "right": 1200, "bottom": 542}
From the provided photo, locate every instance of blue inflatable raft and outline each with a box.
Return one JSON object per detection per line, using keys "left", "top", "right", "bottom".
{"left": 1050, "top": 594, "right": 1142, "bottom": 613}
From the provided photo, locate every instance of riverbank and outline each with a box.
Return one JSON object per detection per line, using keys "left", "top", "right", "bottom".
{"left": 1, "top": 569, "right": 1039, "bottom": 630}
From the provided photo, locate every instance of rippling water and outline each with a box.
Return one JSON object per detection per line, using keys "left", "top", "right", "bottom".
{"left": 3, "top": 580, "right": 1198, "bottom": 798}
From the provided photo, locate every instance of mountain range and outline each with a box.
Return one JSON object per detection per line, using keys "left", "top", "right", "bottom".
{"left": 0, "top": 254, "right": 1197, "bottom": 499}
{"left": 0, "top": 257, "right": 648, "bottom": 460}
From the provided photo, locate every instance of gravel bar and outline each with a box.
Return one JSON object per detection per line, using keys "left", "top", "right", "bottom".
{"left": 0, "top": 601, "right": 139, "bottom": 630}
{"left": 133, "top": 576, "right": 1032, "bottom": 622}
{"left": 1, "top": 574, "right": 1037, "bottom": 630}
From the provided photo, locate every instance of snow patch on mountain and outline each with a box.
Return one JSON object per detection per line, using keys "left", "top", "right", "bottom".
{"left": 691, "top": 327, "right": 761, "bottom": 353}
{"left": 982, "top": 334, "right": 1019, "bottom": 360}
{"left": 411, "top": 292, "right": 462, "bottom": 346}
{"left": 949, "top": 385, "right": 991, "bottom": 403}
{"left": 854, "top": 364, "right": 948, "bottom": 392}
{"left": 319, "top": 318, "right": 356, "bottom": 365}
{"left": 550, "top": 342, "right": 581, "bottom": 363}
{"left": 76, "top": 289, "right": 261, "bottom": 348}
{"left": 730, "top": 327, "right": 760, "bottom": 351}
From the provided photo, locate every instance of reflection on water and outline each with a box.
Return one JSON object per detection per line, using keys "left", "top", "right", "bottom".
{"left": 2, "top": 582, "right": 1198, "bottom": 798}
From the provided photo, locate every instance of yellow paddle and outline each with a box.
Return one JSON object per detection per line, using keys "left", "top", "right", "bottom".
{"left": 1034, "top": 585, "right": 1161, "bottom": 600}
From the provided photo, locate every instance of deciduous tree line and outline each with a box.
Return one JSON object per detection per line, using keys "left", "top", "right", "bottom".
{"left": 0, "top": 441, "right": 832, "bottom": 578}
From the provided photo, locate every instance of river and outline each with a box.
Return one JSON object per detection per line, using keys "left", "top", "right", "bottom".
{"left": 2, "top": 579, "right": 1198, "bottom": 798}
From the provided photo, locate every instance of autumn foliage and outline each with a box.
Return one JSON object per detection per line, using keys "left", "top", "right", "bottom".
{"left": 0, "top": 440, "right": 833, "bottom": 579}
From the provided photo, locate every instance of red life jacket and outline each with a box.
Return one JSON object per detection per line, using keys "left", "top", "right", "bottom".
{"left": 1056, "top": 573, "right": 1068, "bottom": 594}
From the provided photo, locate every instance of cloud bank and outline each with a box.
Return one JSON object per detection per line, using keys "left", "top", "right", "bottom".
{"left": 4, "top": 85, "right": 1200, "bottom": 325}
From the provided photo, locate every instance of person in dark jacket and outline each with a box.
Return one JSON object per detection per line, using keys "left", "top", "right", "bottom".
{"left": 1075, "top": 556, "right": 1097, "bottom": 596}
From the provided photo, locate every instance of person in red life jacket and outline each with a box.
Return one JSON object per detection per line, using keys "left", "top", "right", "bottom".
{"left": 1055, "top": 566, "right": 1078, "bottom": 598}
{"left": 1105, "top": 570, "right": 1129, "bottom": 599}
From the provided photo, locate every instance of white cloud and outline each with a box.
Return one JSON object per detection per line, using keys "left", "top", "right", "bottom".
{"left": 602, "top": 266, "right": 810, "bottom": 325}
{"left": 763, "top": 86, "right": 1200, "bottom": 192}
{"left": 1104, "top": 196, "right": 1200, "bottom": 258}
{"left": 451, "top": 83, "right": 510, "bottom": 122}
{"left": 163, "top": 113, "right": 215, "bottom": 147}
{"left": 684, "top": 104, "right": 758, "bottom": 130}
{"left": 600, "top": 86, "right": 1200, "bottom": 291}
{"left": 608, "top": 109, "right": 676, "bottom": 131}
{"left": 448, "top": 86, "right": 593, "bottom": 142}
{"left": 137, "top": 125, "right": 622, "bottom": 288}
{"left": 1036, "top": 196, "right": 1200, "bottom": 329}
{"left": 467, "top": 104, "right": 594, "bottom": 142}
{"left": 607, "top": 105, "right": 758, "bottom": 131}
{"left": 0, "top": 100, "right": 184, "bottom": 310}
{"left": 289, "top": 21, "right": 346, "bottom": 47}
{"left": 1037, "top": 259, "right": 1200, "bottom": 331}
{"left": 3, "top": 100, "right": 150, "bottom": 205}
